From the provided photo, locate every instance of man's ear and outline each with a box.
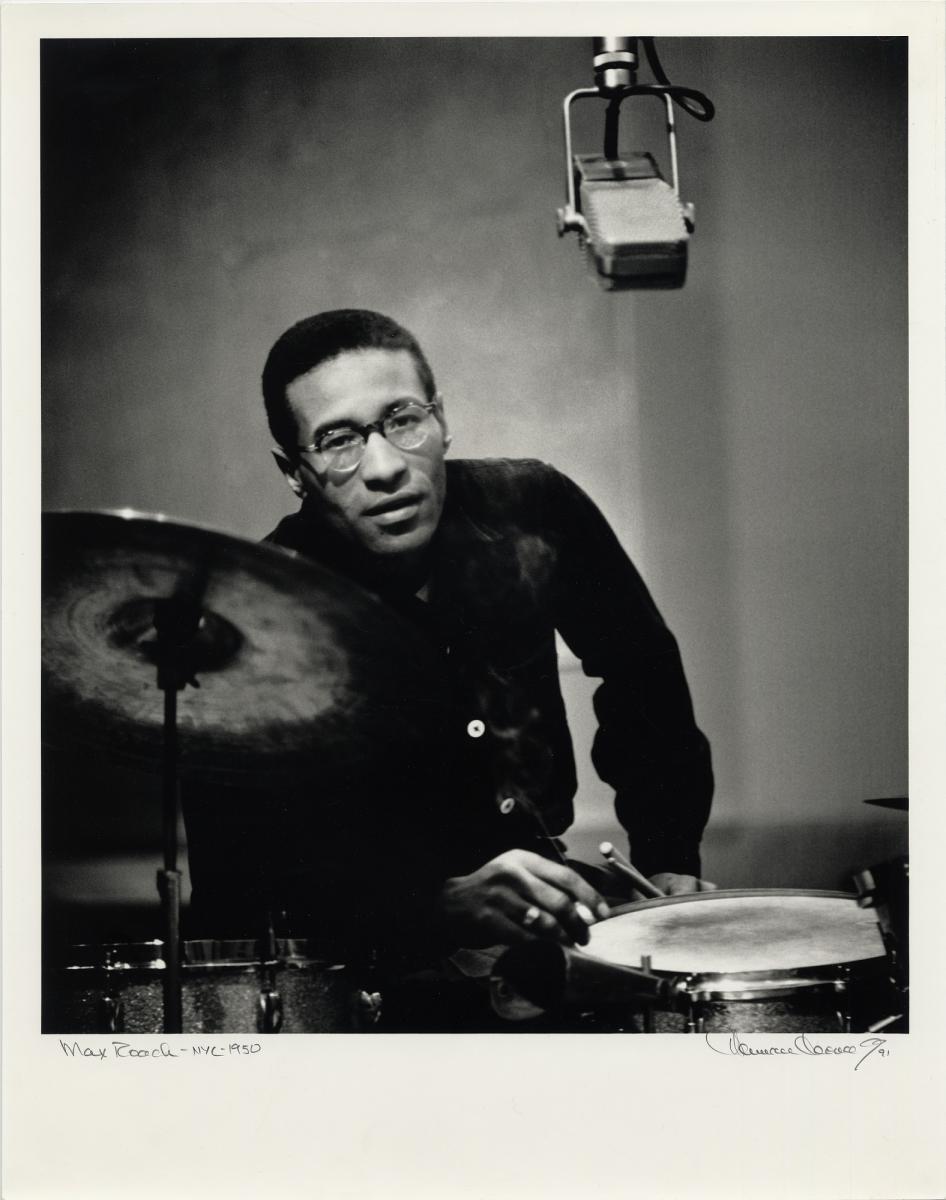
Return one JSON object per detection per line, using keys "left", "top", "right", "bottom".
{"left": 271, "top": 447, "right": 306, "bottom": 498}
{"left": 434, "top": 393, "right": 452, "bottom": 450}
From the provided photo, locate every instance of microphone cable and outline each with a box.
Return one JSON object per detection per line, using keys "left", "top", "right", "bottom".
{"left": 640, "top": 37, "right": 715, "bottom": 122}
{"left": 599, "top": 39, "right": 714, "bottom": 162}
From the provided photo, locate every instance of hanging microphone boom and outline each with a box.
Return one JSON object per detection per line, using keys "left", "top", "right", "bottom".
{"left": 556, "top": 37, "right": 714, "bottom": 290}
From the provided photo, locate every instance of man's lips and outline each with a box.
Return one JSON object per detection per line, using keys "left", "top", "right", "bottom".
{"left": 363, "top": 493, "right": 425, "bottom": 521}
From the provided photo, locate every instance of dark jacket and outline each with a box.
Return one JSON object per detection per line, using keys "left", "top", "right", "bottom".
{"left": 183, "top": 459, "right": 712, "bottom": 961}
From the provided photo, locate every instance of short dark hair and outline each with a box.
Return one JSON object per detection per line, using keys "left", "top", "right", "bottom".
{"left": 262, "top": 309, "right": 437, "bottom": 451}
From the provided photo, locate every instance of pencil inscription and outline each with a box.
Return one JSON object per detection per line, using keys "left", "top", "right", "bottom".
{"left": 58, "top": 1039, "right": 262, "bottom": 1059}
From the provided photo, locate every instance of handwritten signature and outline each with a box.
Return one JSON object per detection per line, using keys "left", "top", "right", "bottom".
{"left": 59, "top": 1039, "right": 261, "bottom": 1060}
{"left": 705, "top": 1032, "right": 889, "bottom": 1070}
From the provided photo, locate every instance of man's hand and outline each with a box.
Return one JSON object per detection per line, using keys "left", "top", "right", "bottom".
{"left": 437, "top": 849, "right": 611, "bottom": 949}
{"left": 636, "top": 872, "right": 718, "bottom": 900}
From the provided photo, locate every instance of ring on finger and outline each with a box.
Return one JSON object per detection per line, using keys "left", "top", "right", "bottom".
{"left": 521, "top": 905, "right": 542, "bottom": 928}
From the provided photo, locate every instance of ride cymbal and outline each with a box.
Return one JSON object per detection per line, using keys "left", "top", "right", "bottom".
{"left": 42, "top": 510, "right": 446, "bottom": 784}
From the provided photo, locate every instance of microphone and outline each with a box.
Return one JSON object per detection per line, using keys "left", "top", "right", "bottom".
{"left": 556, "top": 37, "right": 714, "bottom": 290}
{"left": 572, "top": 152, "right": 692, "bottom": 289}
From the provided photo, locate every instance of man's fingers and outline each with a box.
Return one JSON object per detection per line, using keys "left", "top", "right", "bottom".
{"left": 505, "top": 878, "right": 588, "bottom": 944}
{"left": 490, "top": 902, "right": 572, "bottom": 947}
{"left": 488, "top": 878, "right": 592, "bottom": 946}
{"left": 443, "top": 850, "right": 614, "bottom": 948}
{"left": 508, "top": 870, "right": 614, "bottom": 945}
{"left": 519, "top": 856, "right": 611, "bottom": 921}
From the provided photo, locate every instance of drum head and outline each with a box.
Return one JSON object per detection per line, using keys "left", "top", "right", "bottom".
{"left": 582, "top": 889, "right": 885, "bottom": 975}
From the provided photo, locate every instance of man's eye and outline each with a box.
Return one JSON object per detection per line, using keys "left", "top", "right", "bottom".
{"left": 387, "top": 410, "right": 423, "bottom": 431}
{"left": 319, "top": 430, "right": 362, "bottom": 453}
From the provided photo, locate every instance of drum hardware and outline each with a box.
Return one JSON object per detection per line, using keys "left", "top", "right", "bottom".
{"left": 254, "top": 909, "right": 283, "bottom": 1033}
{"left": 834, "top": 966, "right": 852, "bottom": 1033}
{"left": 678, "top": 969, "right": 853, "bottom": 1034}
{"left": 152, "top": 590, "right": 210, "bottom": 1034}
{"left": 354, "top": 990, "right": 384, "bottom": 1027}
{"left": 853, "top": 856, "right": 909, "bottom": 1032}
{"left": 97, "top": 992, "right": 124, "bottom": 1033}
{"left": 351, "top": 946, "right": 384, "bottom": 1029}
{"left": 97, "top": 945, "right": 124, "bottom": 1032}
{"left": 257, "top": 989, "right": 283, "bottom": 1033}
{"left": 682, "top": 978, "right": 699, "bottom": 1033}
{"left": 640, "top": 955, "right": 655, "bottom": 1032}
{"left": 97, "top": 946, "right": 128, "bottom": 1033}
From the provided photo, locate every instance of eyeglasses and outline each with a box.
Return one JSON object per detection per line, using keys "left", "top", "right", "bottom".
{"left": 296, "top": 402, "right": 440, "bottom": 472}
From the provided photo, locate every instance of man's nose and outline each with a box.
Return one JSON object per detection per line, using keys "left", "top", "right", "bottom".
{"left": 360, "top": 429, "right": 409, "bottom": 484}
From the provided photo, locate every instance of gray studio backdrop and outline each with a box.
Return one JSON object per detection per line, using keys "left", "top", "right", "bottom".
{"left": 42, "top": 37, "right": 907, "bottom": 936}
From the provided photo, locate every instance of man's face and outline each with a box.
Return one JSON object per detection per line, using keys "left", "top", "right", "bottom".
{"left": 283, "top": 348, "right": 449, "bottom": 562}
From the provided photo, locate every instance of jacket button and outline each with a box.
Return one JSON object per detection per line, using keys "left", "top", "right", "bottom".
{"left": 499, "top": 797, "right": 516, "bottom": 815}
{"left": 466, "top": 719, "right": 485, "bottom": 738}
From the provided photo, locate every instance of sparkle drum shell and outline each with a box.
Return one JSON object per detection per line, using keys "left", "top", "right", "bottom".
{"left": 579, "top": 889, "right": 890, "bottom": 1033}
{"left": 45, "top": 939, "right": 378, "bottom": 1034}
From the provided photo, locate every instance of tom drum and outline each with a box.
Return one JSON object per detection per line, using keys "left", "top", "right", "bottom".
{"left": 45, "top": 938, "right": 381, "bottom": 1034}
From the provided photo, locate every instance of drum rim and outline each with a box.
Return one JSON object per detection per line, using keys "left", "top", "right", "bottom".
{"left": 56, "top": 938, "right": 345, "bottom": 971}
{"left": 678, "top": 956, "right": 889, "bottom": 1001}
{"left": 572, "top": 948, "right": 888, "bottom": 999}
{"left": 581, "top": 888, "right": 887, "bottom": 998}
{"left": 606, "top": 888, "right": 862, "bottom": 917}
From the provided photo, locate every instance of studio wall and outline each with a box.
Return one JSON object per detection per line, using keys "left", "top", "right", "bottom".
{"left": 41, "top": 36, "right": 907, "bottom": 933}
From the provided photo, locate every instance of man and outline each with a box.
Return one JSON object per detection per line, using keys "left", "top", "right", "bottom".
{"left": 184, "top": 309, "right": 714, "bottom": 1023}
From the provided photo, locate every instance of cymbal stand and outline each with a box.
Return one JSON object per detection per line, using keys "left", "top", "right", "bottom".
{"left": 153, "top": 594, "right": 204, "bottom": 1034}
{"left": 257, "top": 909, "right": 284, "bottom": 1033}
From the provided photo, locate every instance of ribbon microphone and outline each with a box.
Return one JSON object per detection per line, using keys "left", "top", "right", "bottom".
{"left": 556, "top": 37, "right": 715, "bottom": 290}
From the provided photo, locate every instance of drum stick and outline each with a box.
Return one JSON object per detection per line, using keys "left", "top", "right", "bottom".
{"left": 599, "top": 842, "right": 666, "bottom": 899}
{"left": 516, "top": 794, "right": 569, "bottom": 865}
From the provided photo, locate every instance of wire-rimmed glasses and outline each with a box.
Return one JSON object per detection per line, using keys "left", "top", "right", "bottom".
{"left": 296, "top": 402, "right": 439, "bottom": 472}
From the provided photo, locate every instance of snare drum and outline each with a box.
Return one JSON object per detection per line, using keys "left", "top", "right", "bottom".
{"left": 45, "top": 939, "right": 381, "bottom": 1034}
{"left": 580, "top": 889, "right": 890, "bottom": 1033}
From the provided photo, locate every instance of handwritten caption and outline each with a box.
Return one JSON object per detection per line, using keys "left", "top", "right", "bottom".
{"left": 59, "top": 1039, "right": 261, "bottom": 1061}
{"left": 705, "top": 1033, "right": 890, "bottom": 1070}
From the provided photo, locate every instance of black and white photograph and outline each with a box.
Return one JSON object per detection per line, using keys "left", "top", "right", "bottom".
{"left": 3, "top": 4, "right": 945, "bottom": 1198}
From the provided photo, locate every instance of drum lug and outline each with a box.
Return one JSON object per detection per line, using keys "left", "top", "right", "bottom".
{"left": 638, "top": 955, "right": 655, "bottom": 1032}
{"left": 97, "top": 946, "right": 125, "bottom": 1033}
{"left": 97, "top": 992, "right": 125, "bottom": 1034}
{"left": 354, "top": 989, "right": 384, "bottom": 1030}
{"left": 257, "top": 988, "right": 284, "bottom": 1033}
{"left": 674, "top": 975, "right": 702, "bottom": 1033}
{"left": 686, "top": 1000, "right": 705, "bottom": 1034}
{"left": 833, "top": 966, "right": 851, "bottom": 1032}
